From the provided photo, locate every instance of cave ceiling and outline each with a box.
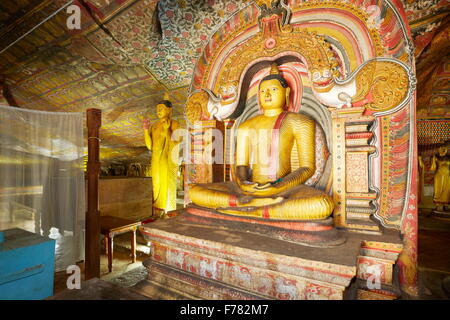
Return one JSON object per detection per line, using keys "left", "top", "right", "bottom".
{"left": 405, "top": 0, "right": 450, "bottom": 119}
{"left": 0, "top": 0, "right": 448, "bottom": 165}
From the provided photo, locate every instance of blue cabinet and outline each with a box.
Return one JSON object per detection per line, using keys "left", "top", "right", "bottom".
{"left": 0, "top": 228, "right": 55, "bottom": 300}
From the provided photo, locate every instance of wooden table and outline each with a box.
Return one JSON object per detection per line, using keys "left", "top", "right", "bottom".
{"left": 100, "top": 216, "right": 141, "bottom": 273}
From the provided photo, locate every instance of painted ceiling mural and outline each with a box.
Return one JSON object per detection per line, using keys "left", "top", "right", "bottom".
{"left": 404, "top": 0, "right": 450, "bottom": 119}
{"left": 0, "top": 0, "right": 449, "bottom": 165}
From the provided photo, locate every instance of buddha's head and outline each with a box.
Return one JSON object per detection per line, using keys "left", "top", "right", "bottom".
{"left": 259, "top": 64, "right": 290, "bottom": 111}
{"left": 438, "top": 146, "right": 448, "bottom": 157}
{"left": 156, "top": 100, "right": 172, "bottom": 120}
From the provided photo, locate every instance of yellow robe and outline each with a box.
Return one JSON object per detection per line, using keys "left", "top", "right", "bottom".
{"left": 431, "top": 155, "right": 450, "bottom": 204}
{"left": 144, "top": 120, "right": 179, "bottom": 212}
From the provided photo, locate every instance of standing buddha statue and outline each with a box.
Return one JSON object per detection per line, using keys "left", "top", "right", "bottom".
{"left": 143, "top": 93, "right": 180, "bottom": 215}
{"left": 188, "top": 64, "right": 334, "bottom": 220}
{"left": 430, "top": 144, "right": 450, "bottom": 212}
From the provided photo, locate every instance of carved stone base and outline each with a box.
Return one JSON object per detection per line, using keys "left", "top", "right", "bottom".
{"left": 134, "top": 261, "right": 269, "bottom": 300}
{"left": 136, "top": 215, "right": 403, "bottom": 300}
{"left": 182, "top": 205, "right": 345, "bottom": 247}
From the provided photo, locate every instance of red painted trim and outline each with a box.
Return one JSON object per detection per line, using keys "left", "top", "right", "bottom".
{"left": 262, "top": 206, "right": 270, "bottom": 219}
{"left": 360, "top": 246, "right": 402, "bottom": 254}
{"left": 229, "top": 194, "right": 237, "bottom": 207}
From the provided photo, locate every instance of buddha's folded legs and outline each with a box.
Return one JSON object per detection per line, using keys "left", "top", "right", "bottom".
{"left": 218, "top": 186, "right": 334, "bottom": 220}
{"left": 218, "top": 195, "right": 333, "bottom": 220}
{"left": 189, "top": 182, "right": 284, "bottom": 209}
{"left": 189, "top": 182, "right": 238, "bottom": 209}
{"left": 189, "top": 184, "right": 334, "bottom": 220}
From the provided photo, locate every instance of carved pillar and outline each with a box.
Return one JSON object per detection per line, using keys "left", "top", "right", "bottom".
{"left": 184, "top": 120, "right": 232, "bottom": 204}
{"left": 331, "top": 107, "right": 378, "bottom": 232}
{"left": 344, "top": 111, "right": 378, "bottom": 233}
{"left": 331, "top": 110, "right": 347, "bottom": 227}
{"left": 189, "top": 121, "right": 225, "bottom": 182}
{"left": 85, "top": 108, "right": 101, "bottom": 279}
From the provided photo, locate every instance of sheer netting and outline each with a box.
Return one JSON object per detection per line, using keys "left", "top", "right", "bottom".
{"left": 0, "top": 105, "right": 85, "bottom": 271}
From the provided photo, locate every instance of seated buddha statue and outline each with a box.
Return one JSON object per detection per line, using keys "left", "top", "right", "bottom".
{"left": 188, "top": 64, "right": 334, "bottom": 220}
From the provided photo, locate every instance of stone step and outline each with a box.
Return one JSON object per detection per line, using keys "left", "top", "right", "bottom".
{"left": 347, "top": 217, "right": 379, "bottom": 225}
{"left": 133, "top": 261, "right": 271, "bottom": 300}
{"left": 346, "top": 205, "right": 377, "bottom": 214}
{"left": 133, "top": 279, "right": 200, "bottom": 300}
{"left": 346, "top": 218, "right": 381, "bottom": 235}
{"left": 353, "top": 279, "right": 401, "bottom": 300}
{"left": 142, "top": 279, "right": 202, "bottom": 300}
{"left": 346, "top": 212, "right": 373, "bottom": 220}
{"left": 356, "top": 287, "right": 399, "bottom": 300}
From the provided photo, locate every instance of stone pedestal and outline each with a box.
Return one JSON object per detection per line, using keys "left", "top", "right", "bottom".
{"left": 135, "top": 214, "right": 403, "bottom": 300}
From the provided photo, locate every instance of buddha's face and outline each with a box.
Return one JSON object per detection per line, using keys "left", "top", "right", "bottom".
{"left": 438, "top": 146, "right": 448, "bottom": 156}
{"left": 156, "top": 103, "right": 171, "bottom": 119}
{"left": 259, "top": 79, "right": 289, "bottom": 111}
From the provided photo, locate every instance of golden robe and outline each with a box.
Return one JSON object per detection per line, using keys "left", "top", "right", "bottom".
{"left": 431, "top": 155, "right": 450, "bottom": 204}
{"left": 144, "top": 120, "right": 179, "bottom": 212}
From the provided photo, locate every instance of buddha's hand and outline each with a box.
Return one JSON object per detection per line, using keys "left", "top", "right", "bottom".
{"left": 143, "top": 119, "right": 150, "bottom": 130}
{"left": 255, "top": 182, "right": 272, "bottom": 189}
{"left": 239, "top": 181, "right": 259, "bottom": 194}
{"left": 255, "top": 185, "right": 279, "bottom": 196}
{"left": 162, "top": 119, "right": 171, "bottom": 130}
{"left": 252, "top": 181, "right": 285, "bottom": 196}
{"left": 159, "top": 120, "right": 172, "bottom": 137}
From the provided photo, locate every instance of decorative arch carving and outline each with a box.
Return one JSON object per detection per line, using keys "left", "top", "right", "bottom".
{"left": 184, "top": 0, "right": 419, "bottom": 296}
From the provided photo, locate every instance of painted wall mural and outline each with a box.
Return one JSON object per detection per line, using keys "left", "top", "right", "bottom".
{"left": 0, "top": 0, "right": 252, "bottom": 165}
{"left": 0, "top": 0, "right": 448, "bottom": 166}
{"left": 146, "top": 0, "right": 249, "bottom": 88}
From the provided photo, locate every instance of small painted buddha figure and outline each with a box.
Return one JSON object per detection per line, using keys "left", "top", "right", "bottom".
{"left": 430, "top": 144, "right": 450, "bottom": 212}
{"left": 188, "top": 64, "right": 334, "bottom": 220}
{"left": 143, "top": 96, "right": 180, "bottom": 214}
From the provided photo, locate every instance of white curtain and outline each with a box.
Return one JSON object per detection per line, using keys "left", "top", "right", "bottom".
{"left": 0, "top": 105, "right": 85, "bottom": 271}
